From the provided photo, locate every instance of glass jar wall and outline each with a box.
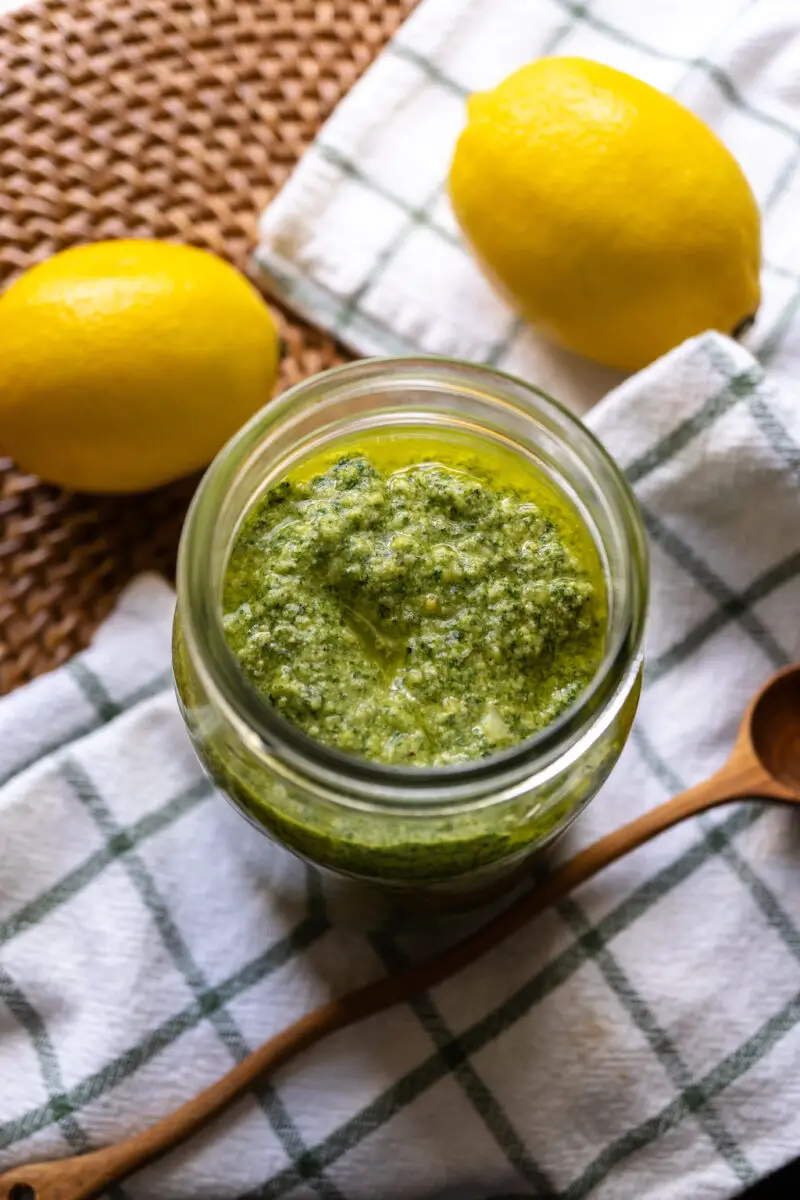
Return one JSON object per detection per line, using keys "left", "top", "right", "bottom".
{"left": 173, "top": 358, "right": 648, "bottom": 903}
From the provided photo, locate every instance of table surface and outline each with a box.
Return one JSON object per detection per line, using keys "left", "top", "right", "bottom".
{"left": 0, "top": 0, "right": 416, "bottom": 692}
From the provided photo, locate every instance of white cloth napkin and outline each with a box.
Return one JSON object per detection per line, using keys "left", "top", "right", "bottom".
{"left": 1, "top": 332, "right": 799, "bottom": 1200}
{"left": 255, "top": 0, "right": 800, "bottom": 418}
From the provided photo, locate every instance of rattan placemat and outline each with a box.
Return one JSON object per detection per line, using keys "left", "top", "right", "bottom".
{"left": 0, "top": 0, "right": 416, "bottom": 692}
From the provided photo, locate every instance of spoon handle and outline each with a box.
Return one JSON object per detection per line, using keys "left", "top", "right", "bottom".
{"left": 0, "top": 757, "right": 790, "bottom": 1200}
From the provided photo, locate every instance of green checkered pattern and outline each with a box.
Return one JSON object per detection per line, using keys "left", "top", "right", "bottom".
{"left": 1, "top": 330, "right": 799, "bottom": 1199}
{"left": 256, "top": 0, "right": 800, "bottom": 413}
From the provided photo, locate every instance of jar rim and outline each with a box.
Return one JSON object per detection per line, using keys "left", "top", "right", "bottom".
{"left": 177, "top": 355, "right": 648, "bottom": 803}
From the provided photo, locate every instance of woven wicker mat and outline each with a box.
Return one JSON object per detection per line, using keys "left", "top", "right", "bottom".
{"left": 0, "top": 0, "right": 417, "bottom": 693}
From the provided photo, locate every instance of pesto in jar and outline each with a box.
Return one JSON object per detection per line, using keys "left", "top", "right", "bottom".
{"left": 222, "top": 438, "right": 606, "bottom": 767}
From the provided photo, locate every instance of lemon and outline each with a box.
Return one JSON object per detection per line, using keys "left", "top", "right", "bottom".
{"left": 0, "top": 240, "right": 280, "bottom": 493}
{"left": 449, "top": 57, "right": 761, "bottom": 371}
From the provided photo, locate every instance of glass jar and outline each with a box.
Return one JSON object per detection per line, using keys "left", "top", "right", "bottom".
{"left": 173, "top": 358, "right": 648, "bottom": 905}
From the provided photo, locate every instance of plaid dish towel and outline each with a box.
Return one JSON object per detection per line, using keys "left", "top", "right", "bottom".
{"left": 1, "top": 332, "right": 800, "bottom": 1200}
{"left": 256, "top": 0, "right": 800, "bottom": 416}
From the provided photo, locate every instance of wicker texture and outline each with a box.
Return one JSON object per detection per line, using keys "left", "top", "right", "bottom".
{"left": 0, "top": 0, "right": 416, "bottom": 692}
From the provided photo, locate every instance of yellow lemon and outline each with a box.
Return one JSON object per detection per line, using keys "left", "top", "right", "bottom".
{"left": 449, "top": 58, "right": 761, "bottom": 371}
{"left": 0, "top": 240, "right": 280, "bottom": 492}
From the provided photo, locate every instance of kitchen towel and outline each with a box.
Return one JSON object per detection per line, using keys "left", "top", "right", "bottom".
{"left": 255, "top": 0, "right": 800, "bottom": 417}
{"left": 1, "top": 331, "right": 800, "bottom": 1200}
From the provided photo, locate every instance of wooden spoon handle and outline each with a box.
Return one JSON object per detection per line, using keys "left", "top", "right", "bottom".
{"left": 0, "top": 759, "right": 789, "bottom": 1200}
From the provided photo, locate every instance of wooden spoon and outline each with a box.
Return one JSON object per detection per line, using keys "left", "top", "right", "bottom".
{"left": 2, "top": 663, "right": 799, "bottom": 1200}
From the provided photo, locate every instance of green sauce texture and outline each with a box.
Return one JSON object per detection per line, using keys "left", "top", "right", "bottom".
{"left": 222, "top": 447, "right": 606, "bottom": 767}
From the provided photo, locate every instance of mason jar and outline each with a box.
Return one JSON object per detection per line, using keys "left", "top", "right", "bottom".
{"left": 173, "top": 358, "right": 648, "bottom": 906}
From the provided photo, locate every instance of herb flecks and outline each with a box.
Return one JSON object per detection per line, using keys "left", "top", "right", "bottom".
{"left": 223, "top": 452, "right": 605, "bottom": 767}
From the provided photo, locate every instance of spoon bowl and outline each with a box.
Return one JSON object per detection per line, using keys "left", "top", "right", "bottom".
{"left": 748, "top": 665, "right": 800, "bottom": 791}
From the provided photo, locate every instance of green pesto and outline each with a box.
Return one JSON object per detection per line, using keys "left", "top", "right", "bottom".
{"left": 174, "top": 614, "right": 640, "bottom": 888}
{"left": 221, "top": 450, "right": 606, "bottom": 767}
